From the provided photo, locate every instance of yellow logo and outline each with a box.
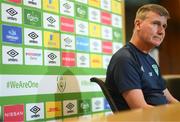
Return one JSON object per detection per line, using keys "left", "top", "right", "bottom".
{"left": 90, "top": 54, "right": 102, "bottom": 68}
{"left": 44, "top": 31, "right": 60, "bottom": 49}
{"left": 89, "top": 23, "right": 101, "bottom": 38}
{"left": 112, "top": 0, "right": 122, "bottom": 15}
{"left": 46, "top": 101, "right": 62, "bottom": 118}
{"left": 43, "top": 0, "right": 59, "bottom": 13}
{"left": 88, "top": 0, "right": 100, "bottom": 8}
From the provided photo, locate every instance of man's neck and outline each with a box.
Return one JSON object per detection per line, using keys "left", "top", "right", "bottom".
{"left": 129, "top": 39, "right": 152, "bottom": 54}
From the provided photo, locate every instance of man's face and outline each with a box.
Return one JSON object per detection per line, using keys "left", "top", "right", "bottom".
{"left": 136, "top": 11, "right": 168, "bottom": 47}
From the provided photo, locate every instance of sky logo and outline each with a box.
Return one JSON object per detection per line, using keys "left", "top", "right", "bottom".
{"left": 2, "top": 25, "right": 22, "bottom": 44}
{"left": 76, "top": 36, "right": 89, "bottom": 52}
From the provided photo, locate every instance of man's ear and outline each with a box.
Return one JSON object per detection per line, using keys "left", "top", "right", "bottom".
{"left": 134, "top": 19, "right": 142, "bottom": 30}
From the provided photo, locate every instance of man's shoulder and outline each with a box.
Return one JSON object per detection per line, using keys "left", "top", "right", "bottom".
{"left": 114, "top": 45, "right": 135, "bottom": 59}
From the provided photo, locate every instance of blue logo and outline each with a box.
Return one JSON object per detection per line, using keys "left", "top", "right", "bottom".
{"left": 76, "top": 36, "right": 89, "bottom": 52}
{"left": 2, "top": 25, "right": 22, "bottom": 44}
{"left": 48, "top": 0, "right": 53, "bottom": 4}
{"left": 104, "top": 99, "right": 111, "bottom": 110}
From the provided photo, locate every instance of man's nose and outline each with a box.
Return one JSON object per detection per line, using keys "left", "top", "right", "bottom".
{"left": 157, "top": 26, "right": 165, "bottom": 35}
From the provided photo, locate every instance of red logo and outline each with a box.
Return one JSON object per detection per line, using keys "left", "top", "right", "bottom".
{"left": 62, "top": 52, "right": 76, "bottom": 67}
{"left": 7, "top": 0, "right": 21, "bottom": 3}
{"left": 102, "top": 41, "right": 112, "bottom": 54}
{"left": 60, "top": 16, "right": 74, "bottom": 33}
{"left": 101, "top": 11, "right": 112, "bottom": 25}
{"left": 4, "top": 104, "right": 24, "bottom": 122}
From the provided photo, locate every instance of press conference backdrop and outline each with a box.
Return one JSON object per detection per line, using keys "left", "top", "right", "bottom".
{"left": 0, "top": 0, "right": 124, "bottom": 121}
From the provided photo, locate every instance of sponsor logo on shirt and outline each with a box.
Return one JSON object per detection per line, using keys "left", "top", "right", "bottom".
{"left": 152, "top": 64, "right": 159, "bottom": 76}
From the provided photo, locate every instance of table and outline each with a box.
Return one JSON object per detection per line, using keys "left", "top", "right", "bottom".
{"left": 63, "top": 103, "right": 180, "bottom": 122}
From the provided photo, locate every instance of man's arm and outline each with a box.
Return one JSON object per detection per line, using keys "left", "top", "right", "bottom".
{"left": 163, "top": 88, "right": 179, "bottom": 103}
{"left": 122, "top": 89, "right": 154, "bottom": 109}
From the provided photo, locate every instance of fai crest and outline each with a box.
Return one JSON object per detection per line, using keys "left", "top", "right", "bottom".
{"left": 57, "top": 76, "right": 66, "bottom": 93}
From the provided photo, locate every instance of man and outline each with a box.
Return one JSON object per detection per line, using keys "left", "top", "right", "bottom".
{"left": 105, "top": 4, "right": 179, "bottom": 111}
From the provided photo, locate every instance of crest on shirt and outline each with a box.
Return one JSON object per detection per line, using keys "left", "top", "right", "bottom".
{"left": 141, "top": 66, "right": 144, "bottom": 72}
{"left": 152, "top": 64, "right": 159, "bottom": 76}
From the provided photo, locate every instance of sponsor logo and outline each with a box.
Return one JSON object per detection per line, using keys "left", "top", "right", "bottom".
{"left": 61, "top": 34, "right": 75, "bottom": 50}
{"left": 78, "top": 100, "right": 91, "bottom": 114}
{"left": 60, "top": 0, "right": 74, "bottom": 16}
{"left": 63, "top": 3, "right": 71, "bottom": 9}
{"left": 30, "top": 106, "right": 40, "bottom": 116}
{"left": 7, "top": 49, "right": 19, "bottom": 58}
{"left": 60, "top": 16, "right": 74, "bottom": 32}
{"left": 6, "top": 8, "right": 18, "bottom": 16}
{"left": 26, "top": 103, "right": 44, "bottom": 121}
{"left": 48, "top": 53, "right": 57, "bottom": 60}
{"left": 89, "top": 23, "right": 101, "bottom": 38}
{"left": 76, "top": 20, "right": 88, "bottom": 35}
{"left": 27, "top": 32, "right": 39, "bottom": 44}
{"left": 24, "top": 9, "right": 42, "bottom": 27}
{"left": 112, "top": 0, "right": 122, "bottom": 15}
{"left": 43, "top": 0, "right": 59, "bottom": 13}
{"left": 90, "top": 38, "right": 102, "bottom": 53}
{"left": 152, "top": 64, "right": 159, "bottom": 76}
{"left": 28, "top": 0, "right": 37, "bottom": 5}
{"left": 1, "top": 3, "right": 22, "bottom": 24}
{"left": 2, "top": 46, "right": 23, "bottom": 64}
{"left": 2, "top": 25, "right": 22, "bottom": 44}
{"left": 63, "top": 100, "right": 77, "bottom": 116}
{"left": 47, "top": 16, "right": 56, "bottom": 24}
{"left": 92, "top": 98, "right": 104, "bottom": 112}
{"left": 46, "top": 102, "right": 62, "bottom": 118}
{"left": 112, "top": 14, "right": 122, "bottom": 28}
{"left": 104, "top": 99, "right": 110, "bottom": 110}
{"left": 88, "top": 0, "right": 100, "bottom": 8}
{"left": 102, "top": 41, "right": 112, "bottom": 54}
{"left": 43, "top": 13, "right": 59, "bottom": 30}
{"left": 88, "top": 7, "right": 100, "bottom": 23}
{"left": 57, "top": 76, "right": 66, "bottom": 93}
{"left": 77, "top": 7, "right": 86, "bottom": 16}
{"left": 80, "top": 55, "right": 86, "bottom": 62}
{"left": 62, "top": 52, "right": 76, "bottom": 67}
{"left": 101, "top": 11, "right": 111, "bottom": 25}
{"left": 24, "top": 0, "right": 41, "bottom": 9}
{"left": 24, "top": 28, "right": 42, "bottom": 46}
{"left": 75, "top": 4, "right": 87, "bottom": 19}
{"left": 90, "top": 54, "right": 102, "bottom": 68}
{"left": 76, "top": 36, "right": 89, "bottom": 52}
{"left": 101, "top": 0, "right": 111, "bottom": 11}
{"left": 7, "top": 0, "right": 21, "bottom": 3}
{"left": 48, "top": 0, "right": 53, "bottom": 4}
{"left": 4, "top": 104, "right": 24, "bottom": 122}
{"left": 28, "top": 32, "right": 38, "bottom": 40}
{"left": 102, "top": 25, "right": 112, "bottom": 40}
{"left": 44, "top": 31, "right": 60, "bottom": 49}
{"left": 25, "top": 48, "right": 43, "bottom": 65}
{"left": 113, "top": 28, "right": 122, "bottom": 41}
{"left": 44, "top": 50, "right": 60, "bottom": 66}
{"left": 77, "top": 53, "right": 89, "bottom": 68}
{"left": 66, "top": 103, "right": 74, "bottom": 112}
{"left": 64, "top": 37, "right": 72, "bottom": 44}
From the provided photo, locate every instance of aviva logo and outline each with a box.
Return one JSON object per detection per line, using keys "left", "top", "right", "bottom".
{"left": 7, "top": 81, "right": 39, "bottom": 88}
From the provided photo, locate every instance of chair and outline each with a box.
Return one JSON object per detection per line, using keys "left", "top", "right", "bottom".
{"left": 90, "top": 77, "right": 119, "bottom": 113}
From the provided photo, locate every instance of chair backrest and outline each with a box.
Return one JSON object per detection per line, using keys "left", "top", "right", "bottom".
{"left": 90, "top": 77, "right": 119, "bottom": 113}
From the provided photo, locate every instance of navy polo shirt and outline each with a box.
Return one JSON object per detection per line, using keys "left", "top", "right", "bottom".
{"left": 105, "top": 42, "right": 168, "bottom": 111}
